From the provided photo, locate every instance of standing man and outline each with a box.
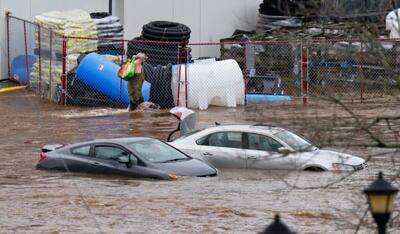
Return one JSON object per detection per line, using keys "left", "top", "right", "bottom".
{"left": 128, "top": 53, "right": 147, "bottom": 111}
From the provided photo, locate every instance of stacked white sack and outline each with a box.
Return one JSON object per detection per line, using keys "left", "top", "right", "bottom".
{"left": 35, "top": 9, "right": 97, "bottom": 53}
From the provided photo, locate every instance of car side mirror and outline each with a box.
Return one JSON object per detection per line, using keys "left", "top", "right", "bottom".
{"left": 118, "top": 155, "right": 130, "bottom": 163}
{"left": 118, "top": 154, "right": 138, "bottom": 168}
{"left": 130, "top": 155, "right": 138, "bottom": 166}
{"left": 277, "top": 147, "right": 291, "bottom": 155}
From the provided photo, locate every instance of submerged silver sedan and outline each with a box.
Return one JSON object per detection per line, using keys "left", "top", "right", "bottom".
{"left": 169, "top": 124, "right": 367, "bottom": 172}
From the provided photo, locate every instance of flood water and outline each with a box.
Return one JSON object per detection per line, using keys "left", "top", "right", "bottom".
{"left": 0, "top": 89, "right": 399, "bottom": 233}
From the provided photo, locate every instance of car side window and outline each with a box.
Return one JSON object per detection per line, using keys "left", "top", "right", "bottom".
{"left": 247, "top": 133, "right": 282, "bottom": 152}
{"left": 198, "top": 132, "right": 243, "bottom": 149}
{"left": 95, "top": 146, "right": 127, "bottom": 160}
{"left": 196, "top": 135, "right": 208, "bottom": 145}
{"left": 71, "top": 145, "right": 91, "bottom": 156}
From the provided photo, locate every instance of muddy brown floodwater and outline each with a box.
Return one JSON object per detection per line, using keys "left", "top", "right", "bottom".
{"left": 0, "top": 89, "right": 399, "bottom": 234}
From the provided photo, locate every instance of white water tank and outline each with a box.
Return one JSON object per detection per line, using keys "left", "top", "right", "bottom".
{"left": 171, "top": 58, "right": 245, "bottom": 110}
{"left": 387, "top": 9, "right": 400, "bottom": 38}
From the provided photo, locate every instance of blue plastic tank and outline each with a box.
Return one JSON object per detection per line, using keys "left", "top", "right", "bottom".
{"left": 142, "top": 81, "right": 150, "bottom": 102}
{"left": 246, "top": 94, "right": 291, "bottom": 103}
{"left": 76, "top": 53, "right": 150, "bottom": 105}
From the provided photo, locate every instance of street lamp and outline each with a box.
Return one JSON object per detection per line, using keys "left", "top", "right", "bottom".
{"left": 259, "top": 214, "right": 296, "bottom": 234}
{"left": 364, "top": 171, "right": 398, "bottom": 234}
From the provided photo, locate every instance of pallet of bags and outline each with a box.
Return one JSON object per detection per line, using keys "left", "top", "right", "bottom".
{"left": 34, "top": 9, "right": 98, "bottom": 54}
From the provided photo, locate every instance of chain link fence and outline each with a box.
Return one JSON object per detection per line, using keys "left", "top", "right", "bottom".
{"left": 220, "top": 40, "right": 302, "bottom": 97}
{"left": 7, "top": 15, "right": 64, "bottom": 103}
{"left": 308, "top": 38, "right": 400, "bottom": 100}
{"left": 64, "top": 38, "right": 182, "bottom": 108}
{"left": 6, "top": 14, "right": 400, "bottom": 109}
{"left": 63, "top": 37, "right": 121, "bottom": 107}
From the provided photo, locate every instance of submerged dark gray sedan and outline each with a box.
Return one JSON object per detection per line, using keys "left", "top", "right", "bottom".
{"left": 36, "top": 137, "right": 218, "bottom": 180}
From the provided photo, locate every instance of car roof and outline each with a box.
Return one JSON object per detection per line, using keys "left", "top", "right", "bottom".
{"left": 73, "top": 137, "right": 154, "bottom": 146}
{"left": 201, "top": 124, "right": 284, "bottom": 134}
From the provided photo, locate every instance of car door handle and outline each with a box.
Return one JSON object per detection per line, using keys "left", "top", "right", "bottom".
{"left": 247, "top": 156, "right": 258, "bottom": 160}
{"left": 91, "top": 162, "right": 100, "bottom": 166}
{"left": 202, "top": 152, "right": 213, "bottom": 156}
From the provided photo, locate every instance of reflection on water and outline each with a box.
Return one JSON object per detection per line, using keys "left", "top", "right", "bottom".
{"left": 0, "top": 91, "right": 399, "bottom": 233}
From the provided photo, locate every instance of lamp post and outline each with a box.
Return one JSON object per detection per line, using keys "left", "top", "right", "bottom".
{"left": 259, "top": 214, "right": 296, "bottom": 234}
{"left": 364, "top": 172, "right": 398, "bottom": 234}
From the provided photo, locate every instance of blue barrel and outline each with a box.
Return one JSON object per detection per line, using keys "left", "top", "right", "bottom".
{"left": 76, "top": 53, "right": 150, "bottom": 105}
{"left": 142, "top": 81, "right": 150, "bottom": 102}
{"left": 11, "top": 55, "right": 37, "bottom": 85}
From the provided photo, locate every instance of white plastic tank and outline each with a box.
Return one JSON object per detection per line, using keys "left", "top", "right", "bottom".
{"left": 171, "top": 58, "right": 245, "bottom": 110}
{"left": 386, "top": 10, "right": 400, "bottom": 38}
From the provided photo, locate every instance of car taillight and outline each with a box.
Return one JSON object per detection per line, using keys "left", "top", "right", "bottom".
{"left": 168, "top": 174, "right": 178, "bottom": 181}
{"left": 39, "top": 152, "right": 48, "bottom": 162}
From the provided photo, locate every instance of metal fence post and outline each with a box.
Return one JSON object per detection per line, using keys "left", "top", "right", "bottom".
{"left": 176, "top": 44, "right": 182, "bottom": 106}
{"left": 183, "top": 43, "right": 188, "bottom": 108}
{"left": 61, "top": 36, "right": 67, "bottom": 105}
{"left": 6, "top": 12, "right": 11, "bottom": 80}
{"left": 23, "top": 21, "right": 29, "bottom": 85}
{"left": 360, "top": 42, "right": 365, "bottom": 103}
{"left": 37, "top": 25, "right": 42, "bottom": 93}
{"left": 244, "top": 41, "right": 249, "bottom": 106}
{"left": 301, "top": 40, "right": 309, "bottom": 105}
{"left": 49, "top": 31, "right": 53, "bottom": 100}
{"left": 119, "top": 39, "right": 124, "bottom": 106}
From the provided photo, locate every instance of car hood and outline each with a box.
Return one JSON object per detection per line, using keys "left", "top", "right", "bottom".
{"left": 150, "top": 159, "right": 217, "bottom": 177}
{"left": 301, "top": 149, "right": 365, "bottom": 165}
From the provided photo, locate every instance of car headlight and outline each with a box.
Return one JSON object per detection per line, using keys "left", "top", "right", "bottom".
{"left": 332, "top": 163, "right": 354, "bottom": 171}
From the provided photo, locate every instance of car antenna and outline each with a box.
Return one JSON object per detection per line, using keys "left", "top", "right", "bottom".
{"left": 215, "top": 122, "right": 220, "bottom": 125}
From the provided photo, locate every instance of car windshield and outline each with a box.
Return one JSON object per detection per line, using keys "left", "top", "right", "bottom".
{"left": 128, "top": 139, "right": 189, "bottom": 163}
{"left": 273, "top": 130, "right": 313, "bottom": 152}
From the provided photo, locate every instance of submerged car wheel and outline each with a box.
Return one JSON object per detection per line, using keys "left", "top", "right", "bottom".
{"left": 304, "top": 166, "right": 325, "bottom": 172}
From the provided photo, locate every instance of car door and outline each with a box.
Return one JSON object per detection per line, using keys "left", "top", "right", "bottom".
{"left": 92, "top": 144, "right": 166, "bottom": 178}
{"left": 64, "top": 144, "right": 97, "bottom": 172}
{"left": 245, "top": 133, "right": 296, "bottom": 170}
{"left": 89, "top": 144, "right": 129, "bottom": 175}
{"left": 197, "top": 131, "right": 246, "bottom": 168}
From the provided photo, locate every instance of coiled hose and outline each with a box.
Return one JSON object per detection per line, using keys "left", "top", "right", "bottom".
{"left": 127, "top": 21, "right": 191, "bottom": 66}
{"left": 90, "top": 12, "right": 110, "bottom": 19}
{"left": 143, "top": 63, "right": 175, "bottom": 108}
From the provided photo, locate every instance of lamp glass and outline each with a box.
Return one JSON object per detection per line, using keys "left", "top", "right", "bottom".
{"left": 368, "top": 194, "right": 395, "bottom": 214}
